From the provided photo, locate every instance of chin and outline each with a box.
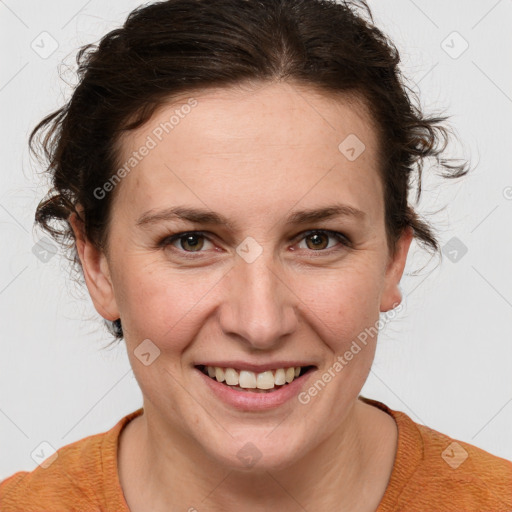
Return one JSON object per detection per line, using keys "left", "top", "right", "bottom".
{"left": 204, "top": 429, "right": 307, "bottom": 473}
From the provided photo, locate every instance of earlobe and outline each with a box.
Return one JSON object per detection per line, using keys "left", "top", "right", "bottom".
{"left": 69, "top": 212, "right": 120, "bottom": 322}
{"left": 379, "top": 226, "right": 413, "bottom": 313}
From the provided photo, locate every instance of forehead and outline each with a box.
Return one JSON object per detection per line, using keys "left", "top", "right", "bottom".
{"left": 112, "top": 81, "right": 383, "bottom": 225}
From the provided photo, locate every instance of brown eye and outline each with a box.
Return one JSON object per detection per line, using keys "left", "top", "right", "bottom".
{"left": 161, "top": 232, "right": 214, "bottom": 253}
{"left": 297, "top": 230, "right": 350, "bottom": 252}
{"left": 305, "top": 232, "right": 329, "bottom": 250}
{"left": 178, "top": 234, "right": 205, "bottom": 252}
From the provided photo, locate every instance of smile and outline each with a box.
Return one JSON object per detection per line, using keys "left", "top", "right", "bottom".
{"left": 193, "top": 363, "right": 317, "bottom": 410}
{"left": 197, "top": 365, "right": 316, "bottom": 392}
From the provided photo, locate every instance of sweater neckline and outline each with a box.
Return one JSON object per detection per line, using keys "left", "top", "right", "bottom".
{"left": 103, "top": 397, "right": 423, "bottom": 511}
{"left": 359, "top": 396, "right": 424, "bottom": 511}
{"left": 102, "top": 407, "right": 144, "bottom": 512}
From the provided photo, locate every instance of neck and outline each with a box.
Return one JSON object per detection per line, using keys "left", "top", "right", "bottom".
{"left": 119, "top": 398, "right": 397, "bottom": 512}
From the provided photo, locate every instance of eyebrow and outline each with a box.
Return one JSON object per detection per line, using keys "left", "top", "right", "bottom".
{"left": 136, "top": 204, "right": 366, "bottom": 230}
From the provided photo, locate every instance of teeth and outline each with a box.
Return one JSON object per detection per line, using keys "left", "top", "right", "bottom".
{"left": 202, "top": 365, "right": 307, "bottom": 390}
{"left": 274, "top": 368, "right": 286, "bottom": 385}
{"left": 224, "top": 368, "right": 239, "bottom": 386}
{"left": 239, "top": 370, "right": 257, "bottom": 388}
{"left": 215, "top": 367, "right": 225, "bottom": 383}
{"left": 256, "top": 371, "right": 275, "bottom": 390}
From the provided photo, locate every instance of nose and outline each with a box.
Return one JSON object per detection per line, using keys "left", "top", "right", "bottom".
{"left": 217, "top": 252, "right": 298, "bottom": 350}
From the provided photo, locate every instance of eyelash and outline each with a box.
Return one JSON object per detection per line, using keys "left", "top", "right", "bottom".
{"left": 159, "top": 229, "right": 351, "bottom": 258}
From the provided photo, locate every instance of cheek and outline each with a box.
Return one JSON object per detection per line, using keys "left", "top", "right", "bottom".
{"left": 114, "top": 258, "right": 225, "bottom": 346}
{"left": 294, "top": 266, "right": 382, "bottom": 351}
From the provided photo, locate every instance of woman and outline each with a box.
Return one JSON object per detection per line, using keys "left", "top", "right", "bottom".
{"left": 1, "top": 0, "right": 510, "bottom": 510}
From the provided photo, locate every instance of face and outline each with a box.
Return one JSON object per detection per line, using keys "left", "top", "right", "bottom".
{"left": 73, "top": 81, "right": 412, "bottom": 471}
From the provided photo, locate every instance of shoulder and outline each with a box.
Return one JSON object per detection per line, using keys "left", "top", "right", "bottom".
{"left": 411, "top": 421, "right": 512, "bottom": 509}
{"left": 0, "top": 409, "right": 142, "bottom": 512}
{"left": 360, "top": 397, "right": 512, "bottom": 511}
{"left": 0, "top": 432, "right": 106, "bottom": 512}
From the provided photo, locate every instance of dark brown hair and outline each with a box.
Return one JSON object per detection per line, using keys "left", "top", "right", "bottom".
{"left": 30, "top": 0, "right": 470, "bottom": 342}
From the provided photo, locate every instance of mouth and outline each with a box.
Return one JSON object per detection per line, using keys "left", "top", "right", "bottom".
{"left": 195, "top": 364, "right": 316, "bottom": 393}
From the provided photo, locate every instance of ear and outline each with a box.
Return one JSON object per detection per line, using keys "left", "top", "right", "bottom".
{"left": 69, "top": 212, "right": 120, "bottom": 322}
{"left": 379, "top": 226, "right": 413, "bottom": 312}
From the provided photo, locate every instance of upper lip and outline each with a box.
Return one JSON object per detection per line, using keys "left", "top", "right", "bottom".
{"left": 195, "top": 361, "right": 317, "bottom": 373}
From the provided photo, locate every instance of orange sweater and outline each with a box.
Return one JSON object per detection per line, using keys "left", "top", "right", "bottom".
{"left": 1, "top": 397, "right": 511, "bottom": 511}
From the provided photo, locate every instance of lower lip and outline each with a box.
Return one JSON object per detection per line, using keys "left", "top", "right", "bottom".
{"left": 194, "top": 367, "right": 316, "bottom": 411}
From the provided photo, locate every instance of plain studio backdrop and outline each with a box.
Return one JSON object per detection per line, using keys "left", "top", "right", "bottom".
{"left": 1, "top": 0, "right": 511, "bottom": 479}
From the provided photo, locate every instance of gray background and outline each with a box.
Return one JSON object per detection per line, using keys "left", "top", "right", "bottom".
{"left": 1, "top": 0, "right": 511, "bottom": 478}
